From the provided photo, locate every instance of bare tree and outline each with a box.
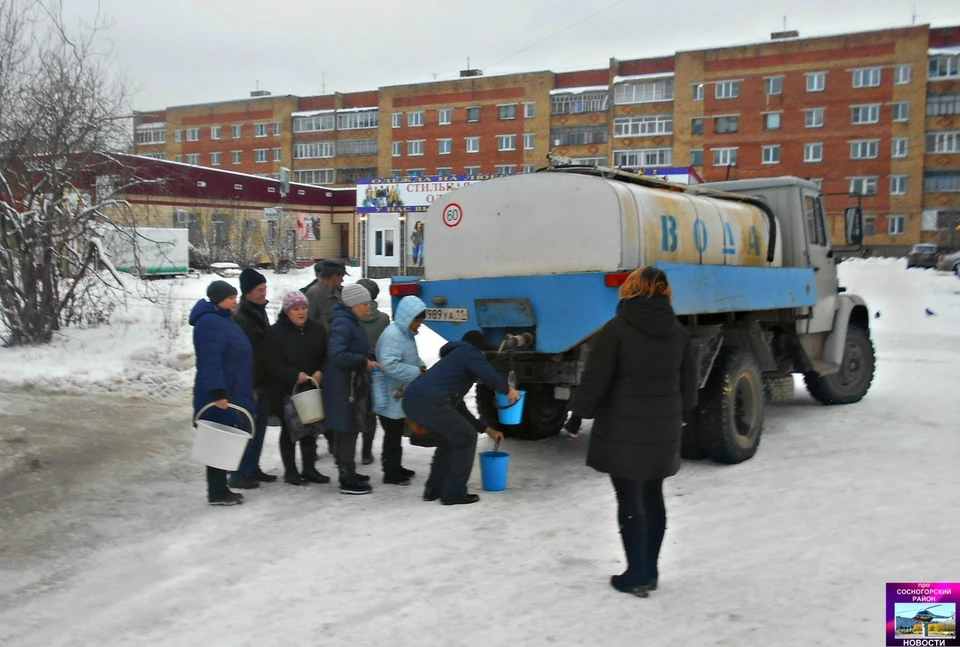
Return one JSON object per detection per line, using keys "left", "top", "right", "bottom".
{"left": 0, "top": 0, "right": 139, "bottom": 345}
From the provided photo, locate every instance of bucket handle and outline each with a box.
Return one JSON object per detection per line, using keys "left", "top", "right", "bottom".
{"left": 195, "top": 402, "right": 255, "bottom": 433}
{"left": 291, "top": 376, "right": 320, "bottom": 397}
{"left": 495, "top": 392, "right": 522, "bottom": 410}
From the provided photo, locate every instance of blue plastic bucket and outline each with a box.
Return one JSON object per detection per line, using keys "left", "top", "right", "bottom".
{"left": 479, "top": 451, "right": 510, "bottom": 491}
{"left": 495, "top": 390, "right": 526, "bottom": 425}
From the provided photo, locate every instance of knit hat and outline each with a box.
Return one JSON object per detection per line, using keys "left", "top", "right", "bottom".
{"left": 356, "top": 278, "right": 380, "bottom": 300}
{"left": 461, "top": 330, "right": 494, "bottom": 351}
{"left": 239, "top": 268, "right": 266, "bottom": 295}
{"left": 282, "top": 290, "right": 309, "bottom": 313}
{"left": 207, "top": 280, "right": 238, "bottom": 306}
{"left": 341, "top": 283, "right": 372, "bottom": 307}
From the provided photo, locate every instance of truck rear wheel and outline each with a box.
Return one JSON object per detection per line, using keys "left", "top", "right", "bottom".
{"left": 697, "top": 348, "right": 764, "bottom": 464}
{"left": 476, "top": 384, "right": 566, "bottom": 441}
{"left": 804, "top": 324, "right": 875, "bottom": 405}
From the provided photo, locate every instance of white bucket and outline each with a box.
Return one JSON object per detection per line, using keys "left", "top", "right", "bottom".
{"left": 191, "top": 403, "right": 255, "bottom": 471}
{"left": 291, "top": 378, "right": 324, "bottom": 423}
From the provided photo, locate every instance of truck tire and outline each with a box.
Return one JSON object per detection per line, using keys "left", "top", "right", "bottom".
{"left": 476, "top": 384, "right": 566, "bottom": 441}
{"left": 803, "top": 324, "right": 875, "bottom": 405}
{"left": 697, "top": 348, "right": 764, "bottom": 464}
{"left": 763, "top": 376, "right": 795, "bottom": 403}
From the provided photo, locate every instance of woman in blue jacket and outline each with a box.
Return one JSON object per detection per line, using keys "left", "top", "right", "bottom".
{"left": 402, "top": 331, "right": 518, "bottom": 506}
{"left": 374, "top": 295, "right": 427, "bottom": 485}
{"left": 190, "top": 281, "right": 256, "bottom": 506}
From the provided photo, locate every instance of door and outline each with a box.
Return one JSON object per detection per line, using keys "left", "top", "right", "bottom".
{"left": 803, "top": 191, "right": 838, "bottom": 334}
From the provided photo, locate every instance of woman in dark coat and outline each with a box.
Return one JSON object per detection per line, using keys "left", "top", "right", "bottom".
{"left": 190, "top": 280, "right": 256, "bottom": 506}
{"left": 570, "top": 267, "right": 698, "bottom": 597}
{"left": 263, "top": 291, "right": 329, "bottom": 486}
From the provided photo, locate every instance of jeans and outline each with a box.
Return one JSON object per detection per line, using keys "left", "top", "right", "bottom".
{"left": 231, "top": 388, "right": 268, "bottom": 482}
{"left": 610, "top": 476, "right": 666, "bottom": 586}
{"left": 408, "top": 399, "right": 478, "bottom": 501}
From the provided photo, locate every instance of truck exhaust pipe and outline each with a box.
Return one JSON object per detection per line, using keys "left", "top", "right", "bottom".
{"left": 498, "top": 332, "right": 534, "bottom": 351}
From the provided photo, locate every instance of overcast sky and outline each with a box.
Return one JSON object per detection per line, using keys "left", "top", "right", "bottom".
{"left": 63, "top": 0, "right": 960, "bottom": 111}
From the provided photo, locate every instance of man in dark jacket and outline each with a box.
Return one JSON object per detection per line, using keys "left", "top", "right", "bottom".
{"left": 570, "top": 267, "right": 698, "bottom": 597}
{"left": 306, "top": 258, "right": 347, "bottom": 332}
{"left": 402, "top": 331, "right": 517, "bottom": 506}
{"left": 230, "top": 268, "right": 277, "bottom": 488}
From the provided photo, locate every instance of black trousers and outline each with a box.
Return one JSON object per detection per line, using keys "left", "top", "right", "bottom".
{"left": 377, "top": 415, "right": 405, "bottom": 476}
{"left": 330, "top": 429, "right": 360, "bottom": 478}
{"left": 610, "top": 476, "right": 666, "bottom": 586}
{"left": 278, "top": 420, "right": 318, "bottom": 475}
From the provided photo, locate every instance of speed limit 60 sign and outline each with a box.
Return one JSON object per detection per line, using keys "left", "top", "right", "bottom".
{"left": 442, "top": 203, "right": 463, "bottom": 227}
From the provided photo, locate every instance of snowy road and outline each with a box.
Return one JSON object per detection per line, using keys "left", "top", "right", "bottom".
{"left": 0, "top": 260, "right": 958, "bottom": 646}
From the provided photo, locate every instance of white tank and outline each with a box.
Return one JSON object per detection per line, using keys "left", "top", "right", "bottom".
{"left": 424, "top": 172, "right": 782, "bottom": 281}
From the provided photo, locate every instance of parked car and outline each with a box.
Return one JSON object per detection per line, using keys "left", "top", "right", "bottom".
{"left": 935, "top": 249, "right": 960, "bottom": 274}
{"left": 906, "top": 243, "right": 939, "bottom": 269}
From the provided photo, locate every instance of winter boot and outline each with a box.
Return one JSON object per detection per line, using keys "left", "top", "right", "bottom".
{"left": 301, "top": 438, "right": 330, "bottom": 484}
{"left": 209, "top": 492, "right": 244, "bottom": 506}
{"left": 339, "top": 471, "right": 372, "bottom": 495}
{"left": 610, "top": 574, "right": 649, "bottom": 597}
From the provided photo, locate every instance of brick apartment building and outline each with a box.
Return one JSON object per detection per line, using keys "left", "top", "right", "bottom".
{"left": 134, "top": 23, "right": 960, "bottom": 253}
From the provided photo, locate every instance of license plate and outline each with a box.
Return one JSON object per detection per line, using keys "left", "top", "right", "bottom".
{"left": 424, "top": 307, "right": 469, "bottom": 323}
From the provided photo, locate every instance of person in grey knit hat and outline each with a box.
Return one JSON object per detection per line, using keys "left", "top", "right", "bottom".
{"left": 356, "top": 278, "right": 389, "bottom": 466}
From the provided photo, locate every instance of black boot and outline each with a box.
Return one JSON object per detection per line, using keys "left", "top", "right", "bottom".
{"left": 301, "top": 437, "right": 330, "bottom": 484}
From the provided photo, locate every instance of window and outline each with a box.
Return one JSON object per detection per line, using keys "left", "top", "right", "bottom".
{"left": 523, "top": 102, "right": 535, "bottom": 118}
{"left": 690, "top": 149, "right": 704, "bottom": 166}
{"left": 174, "top": 129, "right": 183, "bottom": 143}
{"left": 210, "top": 126, "right": 221, "bottom": 140}
{"left": 466, "top": 136, "right": 480, "bottom": 153}
{"left": 464, "top": 166, "right": 480, "bottom": 175}
{"left": 174, "top": 154, "right": 182, "bottom": 163}
{"left": 924, "top": 171, "right": 960, "bottom": 192}
{"left": 336, "top": 139, "right": 377, "bottom": 156}
{"left": 254, "top": 149, "right": 269, "bottom": 163}
{"left": 293, "top": 169, "right": 334, "bottom": 185}
{"left": 139, "top": 152, "right": 165, "bottom": 159}
{"left": 408, "top": 140, "right": 424, "bottom": 156}
{"left": 892, "top": 102, "right": 909, "bottom": 122}
{"left": 407, "top": 111, "right": 424, "bottom": 127}
{"left": 186, "top": 153, "right": 200, "bottom": 165}
{"left": 929, "top": 54, "right": 960, "bottom": 80}
{"left": 892, "top": 137, "right": 909, "bottom": 158}
{"left": 806, "top": 71, "right": 826, "bottom": 92}
{"left": 613, "top": 114, "right": 673, "bottom": 136}
{"left": 712, "top": 148, "right": 738, "bottom": 166}
{"left": 691, "top": 118, "right": 704, "bottom": 135}
{"left": 888, "top": 215, "right": 905, "bottom": 235}
{"left": 570, "top": 156, "right": 606, "bottom": 166}
{"left": 187, "top": 128, "right": 199, "bottom": 142}
{"left": 498, "top": 104, "right": 517, "bottom": 120}
{"left": 232, "top": 124, "right": 242, "bottom": 139}
{"left": 337, "top": 111, "right": 379, "bottom": 130}
{"left": 391, "top": 170, "right": 402, "bottom": 178}
{"left": 437, "top": 167, "right": 453, "bottom": 176}
{"left": 255, "top": 123, "right": 268, "bottom": 137}
{"left": 231, "top": 151, "right": 242, "bottom": 164}
{"left": 374, "top": 229, "right": 395, "bottom": 257}
{"left": 293, "top": 142, "right": 334, "bottom": 159}
{"left": 890, "top": 175, "right": 907, "bottom": 195}
{"left": 763, "top": 112, "right": 782, "bottom": 131}
{"left": 392, "top": 141, "right": 402, "bottom": 157}
{"left": 407, "top": 169, "right": 424, "bottom": 177}
{"left": 273, "top": 147, "right": 281, "bottom": 161}
{"left": 714, "top": 115, "right": 739, "bottom": 134}
{"left": 134, "top": 127, "right": 166, "bottom": 145}
{"left": 466, "top": 106, "right": 481, "bottom": 122}
{"left": 438, "top": 108, "right": 452, "bottom": 125}
{"left": 551, "top": 91, "right": 609, "bottom": 114}
{"left": 803, "top": 195, "right": 827, "bottom": 246}
{"left": 438, "top": 138, "right": 452, "bottom": 155}
{"left": 809, "top": 178, "right": 824, "bottom": 190}
{"left": 805, "top": 108, "right": 825, "bottom": 128}
{"left": 210, "top": 152, "right": 221, "bottom": 166}
{"left": 863, "top": 213, "right": 876, "bottom": 236}
{"left": 613, "top": 148, "right": 672, "bottom": 168}
{"left": 523, "top": 133, "right": 535, "bottom": 150}
{"left": 293, "top": 114, "right": 334, "bottom": 132}
{"left": 764, "top": 76, "right": 783, "bottom": 95}
{"left": 392, "top": 112, "right": 402, "bottom": 128}
{"left": 211, "top": 215, "right": 229, "bottom": 248}
{"left": 496, "top": 165, "right": 517, "bottom": 174}
{"left": 849, "top": 140, "right": 879, "bottom": 160}
{"left": 497, "top": 134, "right": 516, "bottom": 151}
{"left": 762, "top": 145, "right": 780, "bottom": 164}
{"left": 715, "top": 80, "right": 740, "bottom": 99}
{"left": 614, "top": 79, "right": 674, "bottom": 104}
{"left": 551, "top": 125, "right": 607, "bottom": 146}
{"left": 804, "top": 142, "right": 824, "bottom": 163}
{"left": 273, "top": 121, "right": 282, "bottom": 136}
{"left": 851, "top": 104, "right": 880, "bottom": 124}
{"left": 849, "top": 176, "right": 878, "bottom": 196}
{"left": 927, "top": 93, "right": 960, "bottom": 116}
{"left": 852, "top": 67, "right": 881, "bottom": 88}
{"left": 925, "top": 131, "right": 960, "bottom": 153}
{"left": 692, "top": 83, "right": 704, "bottom": 101}
{"left": 522, "top": 164, "right": 535, "bottom": 173}
{"left": 895, "top": 65, "right": 911, "bottom": 85}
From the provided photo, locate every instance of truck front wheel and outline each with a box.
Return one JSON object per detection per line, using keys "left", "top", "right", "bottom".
{"left": 697, "top": 348, "right": 764, "bottom": 464}
{"left": 804, "top": 324, "right": 875, "bottom": 405}
{"left": 476, "top": 384, "right": 567, "bottom": 441}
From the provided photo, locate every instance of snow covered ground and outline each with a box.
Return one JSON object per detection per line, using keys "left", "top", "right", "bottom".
{"left": 0, "top": 259, "right": 958, "bottom": 646}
